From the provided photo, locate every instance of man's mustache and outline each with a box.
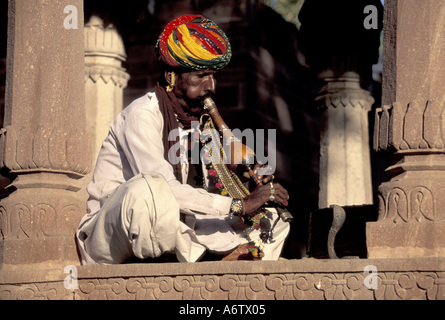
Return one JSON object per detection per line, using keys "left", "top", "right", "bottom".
{"left": 196, "top": 92, "right": 213, "bottom": 105}
{"left": 187, "top": 92, "right": 214, "bottom": 110}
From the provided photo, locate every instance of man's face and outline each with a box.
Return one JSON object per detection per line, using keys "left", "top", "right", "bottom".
{"left": 173, "top": 70, "right": 217, "bottom": 116}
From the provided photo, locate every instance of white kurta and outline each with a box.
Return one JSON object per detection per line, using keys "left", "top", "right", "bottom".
{"left": 76, "top": 92, "right": 289, "bottom": 264}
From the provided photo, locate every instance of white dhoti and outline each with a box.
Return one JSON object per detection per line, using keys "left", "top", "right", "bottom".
{"left": 77, "top": 172, "right": 290, "bottom": 264}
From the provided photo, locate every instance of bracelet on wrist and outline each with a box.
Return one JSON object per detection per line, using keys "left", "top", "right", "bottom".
{"left": 229, "top": 198, "right": 243, "bottom": 217}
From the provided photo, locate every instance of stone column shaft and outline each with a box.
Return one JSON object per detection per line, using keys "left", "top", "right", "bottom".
{"left": 317, "top": 75, "right": 374, "bottom": 208}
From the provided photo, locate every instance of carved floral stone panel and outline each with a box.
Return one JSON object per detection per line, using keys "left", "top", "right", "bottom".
{"left": 2, "top": 259, "right": 443, "bottom": 300}
{"left": 72, "top": 271, "right": 444, "bottom": 300}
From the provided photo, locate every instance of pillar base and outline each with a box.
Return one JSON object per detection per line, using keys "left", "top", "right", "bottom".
{"left": 0, "top": 236, "right": 80, "bottom": 270}
{"left": 367, "top": 221, "right": 445, "bottom": 259}
{"left": 0, "top": 173, "right": 86, "bottom": 270}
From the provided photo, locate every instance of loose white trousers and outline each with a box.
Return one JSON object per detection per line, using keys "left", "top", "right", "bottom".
{"left": 79, "top": 172, "right": 290, "bottom": 264}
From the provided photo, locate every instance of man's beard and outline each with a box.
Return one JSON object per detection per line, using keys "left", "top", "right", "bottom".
{"left": 184, "top": 93, "right": 213, "bottom": 117}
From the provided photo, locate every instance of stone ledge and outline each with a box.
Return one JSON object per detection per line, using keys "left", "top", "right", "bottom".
{"left": 1, "top": 258, "right": 444, "bottom": 300}
{"left": 77, "top": 257, "right": 445, "bottom": 277}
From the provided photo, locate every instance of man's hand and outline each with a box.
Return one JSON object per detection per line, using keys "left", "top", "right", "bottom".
{"left": 242, "top": 180, "right": 289, "bottom": 215}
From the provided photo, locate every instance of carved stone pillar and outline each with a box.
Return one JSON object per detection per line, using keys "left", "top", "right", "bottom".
{"left": 317, "top": 72, "right": 374, "bottom": 208}
{"left": 299, "top": 0, "right": 382, "bottom": 209}
{"left": 367, "top": 0, "right": 445, "bottom": 258}
{"left": 0, "top": 0, "right": 90, "bottom": 269}
{"left": 299, "top": 1, "right": 383, "bottom": 259}
{"left": 84, "top": 16, "right": 129, "bottom": 163}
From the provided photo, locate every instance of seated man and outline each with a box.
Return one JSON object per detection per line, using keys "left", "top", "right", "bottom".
{"left": 76, "top": 14, "right": 290, "bottom": 265}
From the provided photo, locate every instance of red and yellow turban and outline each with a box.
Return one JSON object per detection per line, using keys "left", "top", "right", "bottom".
{"left": 156, "top": 14, "right": 232, "bottom": 71}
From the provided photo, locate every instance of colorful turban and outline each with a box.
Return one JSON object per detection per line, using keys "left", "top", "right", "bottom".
{"left": 156, "top": 14, "right": 232, "bottom": 71}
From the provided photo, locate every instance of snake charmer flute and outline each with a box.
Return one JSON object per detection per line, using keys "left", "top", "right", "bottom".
{"left": 202, "top": 97, "right": 293, "bottom": 223}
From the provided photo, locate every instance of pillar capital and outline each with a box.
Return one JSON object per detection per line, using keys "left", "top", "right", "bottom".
{"left": 84, "top": 15, "right": 130, "bottom": 88}
{"left": 316, "top": 74, "right": 374, "bottom": 112}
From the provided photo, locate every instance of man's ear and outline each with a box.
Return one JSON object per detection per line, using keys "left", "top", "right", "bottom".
{"left": 164, "top": 70, "right": 172, "bottom": 86}
{"left": 164, "top": 71, "right": 176, "bottom": 92}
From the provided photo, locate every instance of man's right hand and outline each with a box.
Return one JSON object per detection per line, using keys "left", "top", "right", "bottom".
{"left": 241, "top": 181, "right": 289, "bottom": 216}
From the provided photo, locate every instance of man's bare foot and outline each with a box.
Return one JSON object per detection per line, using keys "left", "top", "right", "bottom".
{"left": 222, "top": 243, "right": 264, "bottom": 261}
